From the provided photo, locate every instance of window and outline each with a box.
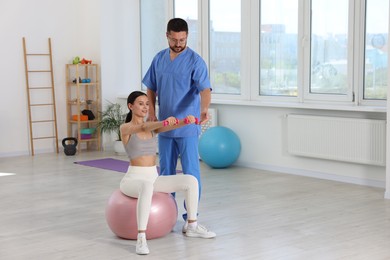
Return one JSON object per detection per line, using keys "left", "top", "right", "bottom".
{"left": 141, "top": 0, "right": 389, "bottom": 108}
{"left": 260, "top": 0, "right": 298, "bottom": 97}
{"left": 209, "top": 0, "right": 241, "bottom": 94}
{"left": 310, "top": 0, "right": 349, "bottom": 96}
{"left": 174, "top": 0, "right": 199, "bottom": 53}
{"left": 364, "top": 0, "right": 389, "bottom": 100}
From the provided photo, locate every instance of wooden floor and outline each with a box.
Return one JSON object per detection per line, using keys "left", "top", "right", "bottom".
{"left": 1, "top": 151, "right": 390, "bottom": 260}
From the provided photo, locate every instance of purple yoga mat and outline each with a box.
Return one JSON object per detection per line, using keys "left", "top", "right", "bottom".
{"left": 75, "top": 158, "right": 129, "bottom": 173}
{"left": 74, "top": 158, "right": 182, "bottom": 173}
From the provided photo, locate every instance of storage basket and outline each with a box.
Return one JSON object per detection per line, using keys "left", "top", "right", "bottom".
{"left": 72, "top": 115, "right": 88, "bottom": 121}
{"left": 80, "top": 128, "right": 96, "bottom": 134}
{"left": 81, "top": 134, "right": 92, "bottom": 139}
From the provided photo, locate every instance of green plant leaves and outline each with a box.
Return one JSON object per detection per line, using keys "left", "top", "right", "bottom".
{"left": 96, "top": 101, "right": 126, "bottom": 141}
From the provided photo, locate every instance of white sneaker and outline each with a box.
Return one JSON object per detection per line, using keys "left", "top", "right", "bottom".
{"left": 136, "top": 236, "right": 150, "bottom": 255}
{"left": 184, "top": 224, "right": 216, "bottom": 239}
{"left": 182, "top": 221, "right": 188, "bottom": 233}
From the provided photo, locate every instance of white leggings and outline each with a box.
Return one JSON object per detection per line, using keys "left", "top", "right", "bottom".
{"left": 119, "top": 166, "right": 199, "bottom": 231}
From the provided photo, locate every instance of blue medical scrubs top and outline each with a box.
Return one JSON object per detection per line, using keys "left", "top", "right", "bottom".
{"left": 142, "top": 47, "right": 211, "bottom": 138}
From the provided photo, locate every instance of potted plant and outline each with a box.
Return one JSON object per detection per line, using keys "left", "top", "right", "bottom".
{"left": 97, "top": 101, "right": 127, "bottom": 154}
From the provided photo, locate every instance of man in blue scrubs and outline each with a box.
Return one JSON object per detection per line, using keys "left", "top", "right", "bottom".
{"left": 142, "top": 18, "right": 212, "bottom": 222}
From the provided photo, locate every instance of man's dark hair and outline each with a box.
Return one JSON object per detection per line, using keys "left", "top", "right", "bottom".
{"left": 167, "top": 18, "right": 188, "bottom": 33}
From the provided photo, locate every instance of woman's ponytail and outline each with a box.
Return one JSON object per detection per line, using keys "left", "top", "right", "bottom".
{"left": 125, "top": 111, "right": 132, "bottom": 123}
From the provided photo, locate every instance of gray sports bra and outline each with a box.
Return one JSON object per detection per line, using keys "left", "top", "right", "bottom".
{"left": 125, "top": 132, "right": 157, "bottom": 160}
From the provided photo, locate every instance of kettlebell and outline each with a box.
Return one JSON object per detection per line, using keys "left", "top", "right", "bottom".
{"left": 62, "top": 137, "right": 78, "bottom": 156}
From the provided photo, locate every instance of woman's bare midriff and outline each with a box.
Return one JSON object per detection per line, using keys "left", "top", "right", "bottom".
{"left": 130, "top": 155, "right": 157, "bottom": 167}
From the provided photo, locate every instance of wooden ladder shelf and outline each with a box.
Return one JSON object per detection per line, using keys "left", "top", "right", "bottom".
{"left": 22, "top": 37, "right": 59, "bottom": 155}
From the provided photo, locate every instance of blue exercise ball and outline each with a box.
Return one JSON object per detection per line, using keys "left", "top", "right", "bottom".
{"left": 199, "top": 126, "right": 241, "bottom": 168}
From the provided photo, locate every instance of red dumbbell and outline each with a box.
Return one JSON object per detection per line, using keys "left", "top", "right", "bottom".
{"left": 163, "top": 118, "right": 179, "bottom": 126}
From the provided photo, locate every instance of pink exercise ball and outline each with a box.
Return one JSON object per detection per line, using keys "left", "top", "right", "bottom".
{"left": 105, "top": 189, "right": 178, "bottom": 240}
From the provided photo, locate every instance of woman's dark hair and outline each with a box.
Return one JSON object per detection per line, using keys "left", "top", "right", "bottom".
{"left": 167, "top": 18, "right": 188, "bottom": 33}
{"left": 125, "top": 91, "right": 147, "bottom": 123}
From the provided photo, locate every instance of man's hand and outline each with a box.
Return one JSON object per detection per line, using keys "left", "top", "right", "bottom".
{"left": 199, "top": 88, "right": 211, "bottom": 125}
{"left": 199, "top": 111, "right": 209, "bottom": 125}
{"left": 146, "top": 89, "right": 158, "bottom": 122}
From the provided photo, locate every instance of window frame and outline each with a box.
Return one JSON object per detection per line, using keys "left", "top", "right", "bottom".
{"left": 142, "top": 0, "right": 387, "bottom": 111}
{"left": 251, "top": 0, "right": 303, "bottom": 103}
{"left": 357, "top": 0, "right": 388, "bottom": 107}
{"left": 303, "top": 0, "right": 354, "bottom": 103}
{"left": 205, "top": 0, "right": 250, "bottom": 100}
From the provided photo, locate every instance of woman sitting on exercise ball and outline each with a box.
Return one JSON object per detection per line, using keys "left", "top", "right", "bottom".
{"left": 119, "top": 91, "right": 216, "bottom": 255}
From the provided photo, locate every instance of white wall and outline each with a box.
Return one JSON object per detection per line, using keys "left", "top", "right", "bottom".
{"left": 0, "top": 0, "right": 386, "bottom": 191}
{"left": 100, "top": 0, "right": 141, "bottom": 149}
{"left": 0, "top": 0, "right": 100, "bottom": 156}
{"left": 100, "top": 0, "right": 141, "bottom": 101}
{"left": 211, "top": 104, "right": 386, "bottom": 187}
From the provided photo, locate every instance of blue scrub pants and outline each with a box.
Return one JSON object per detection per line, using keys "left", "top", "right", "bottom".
{"left": 158, "top": 135, "right": 201, "bottom": 220}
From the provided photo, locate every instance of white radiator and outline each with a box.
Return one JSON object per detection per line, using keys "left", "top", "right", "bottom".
{"left": 287, "top": 114, "right": 386, "bottom": 166}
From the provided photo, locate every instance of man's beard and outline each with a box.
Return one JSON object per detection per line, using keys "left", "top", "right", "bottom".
{"left": 170, "top": 44, "right": 186, "bottom": 54}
